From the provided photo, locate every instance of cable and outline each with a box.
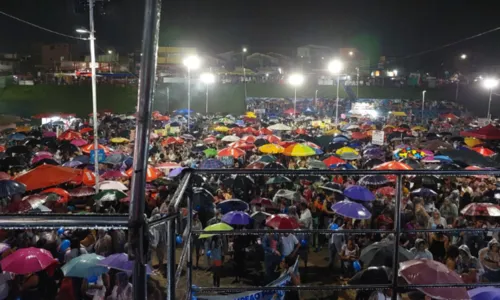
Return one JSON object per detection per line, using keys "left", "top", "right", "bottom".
{"left": 0, "top": 10, "right": 86, "bottom": 41}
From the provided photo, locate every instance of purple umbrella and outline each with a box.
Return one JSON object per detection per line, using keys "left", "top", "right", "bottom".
{"left": 43, "top": 131, "right": 56, "bottom": 138}
{"left": 343, "top": 185, "right": 376, "bottom": 201}
{"left": 331, "top": 200, "right": 372, "bottom": 219}
{"left": 63, "top": 160, "right": 83, "bottom": 168}
{"left": 411, "top": 188, "right": 437, "bottom": 197}
{"left": 98, "top": 253, "right": 152, "bottom": 274}
{"left": 469, "top": 287, "right": 500, "bottom": 300}
{"left": 0, "top": 243, "right": 10, "bottom": 254}
{"left": 357, "top": 175, "right": 389, "bottom": 186}
{"left": 222, "top": 211, "right": 251, "bottom": 225}
{"left": 168, "top": 167, "right": 185, "bottom": 178}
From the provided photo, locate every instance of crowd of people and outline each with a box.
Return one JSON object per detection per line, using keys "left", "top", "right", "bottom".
{"left": 0, "top": 104, "right": 498, "bottom": 300}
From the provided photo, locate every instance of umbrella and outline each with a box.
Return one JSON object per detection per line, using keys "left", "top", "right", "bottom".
{"left": 266, "top": 176, "right": 292, "bottom": 184}
{"left": 58, "top": 130, "right": 82, "bottom": 141}
{"left": 199, "top": 158, "right": 224, "bottom": 169}
{"left": 0, "top": 243, "right": 10, "bottom": 254}
{"left": 344, "top": 185, "right": 375, "bottom": 201}
{"left": 155, "top": 162, "right": 182, "bottom": 171}
{"left": 199, "top": 223, "right": 234, "bottom": 239}
{"left": 472, "top": 146, "right": 495, "bottom": 157}
{"left": 372, "top": 161, "right": 413, "bottom": 170}
{"left": 69, "top": 186, "right": 96, "bottom": 197}
{"left": 468, "top": 287, "right": 500, "bottom": 300}
{"left": 70, "top": 139, "right": 88, "bottom": 147}
{"left": 265, "top": 214, "right": 300, "bottom": 229}
{"left": 245, "top": 161, "right": 266, "bottom": 169}
{"left": 0, "top": 180, "right": 26, "bottom": 197}
{"left": 339, "top": 152, "right": 360, "bottom": 160}
{"left": 319, "top": 182, "right": 344, "bottom": 193}
{"left": 5, "top": 145, "right": 30, "bottom": 157}
{"left": 399, "top": 259, "right": 469, "bottom": 300}
{"left": 272, "top": 189, "right": 305, "bottom": 203}
{"left": 307, "top": 159, "right": 327, "bottom": 169}
{"left": 61, "top": 254, "right": 109, "bottom": 278}
{"left": 323, "top": 155, "right": 346, "bottom": 166}
{"left": 221, "top": 211, "right": 251, "bottom": 225}
{"left": 259, "top": 144, "right": 284, "bottom": 154}
{"left": 257, "top": 155, "right": 276, "bottom": 163}
{"left": 375, "top": 186, "right": 395, "bottom": 196}
{"left": 363, "top": 158, "right": 384, "bottom": 169}
{"left": 216, "top": 199, "right": 249, "bottom": 214}
{"left": 357, "top": 175, "right": 389, "bottom": 186}
{"left": 460, "top": 203, "right": 500, "bottom": 217}
{"left": 336, "top": 146, "right": 359, "bottom": 156}
{"left": 203, "top": 148, "right": 218, "bottom": 157}
{"left": 360, "top": 240, "right": 414, "bottom": 267}
{"left": 63, "top": 160, "right": 83, "bottom": 168}
{"left": 125, "top": 165, "right": 160, "bottom": 182}
{"left": 440, "top": 149, "right": 499, "bottom": 168}
{"left": 168, "top": 167, "right": 185, "bottom": 177}
{"left": 1, "top": 247, "right": 56, "bottom": 274}
{"left": 399, "top": 158, "right": 422, "bottom": 169}
{"left": 101, "top": 170, "right": 127, "bottom": 180}
{"left": 98, "top": 180, "right": 128, "bottom": 191}
{"left": 221, "top": 135, "right": 240, "bottom": 142}
{"left": 263, "top": 162, "right": 286, "bottom": 170}
{"left": 411, "top": 187, "right": 438, "bottom": 197}
{"left": 15, "top": 164, "right": 81, "bottom": 191}
{"left": 103, "top": 153, "right": 129, "bottom": 165}
{"left": 41, "top": 187, "right": 70, "bottom": 203}
{"left": 8, "top": 133, "right": 27, "bottom": 141}
{"left": 98, "top": 253, "right": 152, "bottom": 274}
{"left": 283, "top": 143, "right": 316, "bottom": 157}
{"left": 331, "top": 200, "right": 371, "bottom": 219}
{"left": 94, "top": 189, "right": 128, "bottom": 202}
{"left": 268, "top": 123, "right": 291, "bottom": 131}
{"left": 348, "top": 266, "right": 391, "bottom": 286}
{"left": 250, "top": 197, "right": 275, "bottom": 209}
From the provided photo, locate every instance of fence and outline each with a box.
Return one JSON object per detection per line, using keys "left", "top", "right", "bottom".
{"left": 165, "top": 168, "right": 500, "bottom": 300}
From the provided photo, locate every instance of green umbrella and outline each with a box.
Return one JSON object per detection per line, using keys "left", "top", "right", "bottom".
{"left": 258, "top": 155, "right": 277, "bottom": 163}
{"left": 94, "top": 190, "right": 127, "bottom": 202}
{"left": 266, "top": 176, "right": 292, "bottom": 185}
{"left": 203, "top": 148, "right": 217, "bottom": 157}
{"left": 216, "top": 134, "right": 224, "bottom": 140}
{"left": 199, "top": 223, "right": 233, "bottom": 239}
{"left": 308, "top": 159, "right": 327, "bottom": 169}
{"left": 61, "top": 254, "right": 108, "bottom": 278}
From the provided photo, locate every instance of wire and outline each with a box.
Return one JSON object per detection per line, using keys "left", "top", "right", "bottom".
{"left": 0, "top": 10, "right": 86, "bottom": 41}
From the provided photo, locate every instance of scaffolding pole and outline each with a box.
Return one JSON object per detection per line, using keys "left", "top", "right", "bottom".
{"left": 128, "top": 0, "right": 162, "bottom": 298}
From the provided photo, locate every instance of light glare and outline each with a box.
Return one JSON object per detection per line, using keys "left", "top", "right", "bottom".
{"left": 328, "top": 59, "right": 343, "bottom": 74}
{"left": 288, "top": 73, "right": 304, "bottom": 86}
{"left": 200, "top": 73, "right": 215, "bottom": 84}
{"left": 484, "top": 78, "right": 499, "bottom": 89}
{"left": 183, "top": 55, "right": 201, "bottom": 70}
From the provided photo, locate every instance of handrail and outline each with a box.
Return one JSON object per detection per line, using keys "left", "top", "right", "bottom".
{"left": 0, "top": 214, "right": 128, "bottom": 229}
{"left": 192, "top": 169, "right": 500, "bottom": 176}
{"left": 172, "top": 172, "right": 191, "bottom": 210}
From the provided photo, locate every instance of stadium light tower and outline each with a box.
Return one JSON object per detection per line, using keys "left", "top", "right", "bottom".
{"left": 484, "top": 78, "right": 499, "bottom": 120}
{"left": 328, "top": 59, "right": 344, "bottom": 125}
{"left": 200, "top": 72, "right": 215, "bottom": 114}
{"left": 288, "top": 73, "right": 304, "bottom": 120}
{"left": 242, "top": 47, "right": 248, "bottom": 102}
{"left": 460, "top": 54, "right": 467, "bottom": 60}
{"left": 183, "top": 55, "right": 201, "bottom": 131}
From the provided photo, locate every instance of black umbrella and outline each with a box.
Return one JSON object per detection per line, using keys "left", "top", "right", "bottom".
{"left": 263, "top": 162, "right": 286, "bottom": 170}
{"left": 0, "top": 157, "right": 27, "bottom": 171}
{"left": 254, "top": 139, "right": 269, "bottom": 147}
{"left": 363, "top": 158, "right": 384, "bottom": 169}
{"left": 5, "top": 145, "right": 30, "bottom": 157}
{"left": 349, "top": 266, "right": 391, "bottom": 285}
{"left": 412, "top": 176, "right": 441, "bottom": 190}
{"left": 425, "top": 132, "right": 438, "bottom": 140}
{"left": 315, "top": 135, "right": 334, "bottom": 148}
{"left": 27, "top": 130, "right": 42, "bottom": 138}
{"left": 32, "top": 158, "right": 60, "bottom": 168}
{"left": 399, "top": 158, "right": 422, "bottom": 169}
{"left": 360, "top": 240, "right": 414, "bottom": 267}
{"left": 0, "top": 180, "right": 26, "bottom": 197}
{"left": 327, "top": 142, "right": 347, "bottom": 151}
{"left": 435, "top": 163, "right": 462, "bottom": 171}
{"left": 58, "top": 142, "right": 79, "bottom": 154}
{"left": 40, "top": 137, "right": 58, "bottom": 150}
{"left": 24, "top": 138, "right": 41, "bottom": 148}
{"left": 440, "top": 149, "right": 500, "bottom": 168}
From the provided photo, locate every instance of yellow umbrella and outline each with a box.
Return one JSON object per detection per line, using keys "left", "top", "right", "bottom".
{"left": 214, "top": 126, "right": 230, "bottom": 132}
{"left": 16, "top": 126, "right": 31, "bottom": 133}
{"left": 283, "top": 143, "right": 316, "bottom": 157}
{"left": 110, "top": 137, "right": 130, "bottom": 144}
{"left": 336, "top": 146, "right": 359, "bottom": 156}
{"left": 464, "top": 137, "right": 482, "bottom": 147}
{"left": 199, "top": 223, "right": 233, "bottom": 239}
{"left": 245, "top": 112, "right": 257, "bottom": 118}
{"left": 411, "top": 126, "right": 427, "bottom": 131}
{"left": 325, "top": 128, "right": 340, "bottom": 135}
{"left": 391, "top": 111, "right": 407, "bottom": 117}
{"left": 259, "top": 144, "right": 284, "bottom": 154}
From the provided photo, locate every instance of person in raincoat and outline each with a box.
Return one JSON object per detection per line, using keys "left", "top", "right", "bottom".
{"left": 410, "top": 239, "right": 433, "bottom": 260}
{"left": 149, "top": 208, "right": 167, "bottom": 271}
{"left": 479, "top": 239, "right": 500, "bottom": 282}
{"left": 457, "top": 244, "right": 482, "bottom": 283}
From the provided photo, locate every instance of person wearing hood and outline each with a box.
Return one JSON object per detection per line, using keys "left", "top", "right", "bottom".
{"left": 479, "top": 238, "right": 500, "bottom": 282}
{"left": 439, "top": 197, "right": 458, "bottom": 225}
{"left": 410, "top": 239, "right": 433, "bottom": 260}
{"left": 457, "top": 244, "right": 482, "bottom": 283}
{"left": 149, "top": 207, "right": 167, "bottom": 272}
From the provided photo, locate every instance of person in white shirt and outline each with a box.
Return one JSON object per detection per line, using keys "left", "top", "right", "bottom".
{"left": 299, "top": 202, "right": 313, "bottom": 230}
{"left": 281, "top": 233, "right": 300, "bottom": 259}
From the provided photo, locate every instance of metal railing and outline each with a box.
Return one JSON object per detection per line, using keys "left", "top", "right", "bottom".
{"left": 168, "top": 168, "right": 500, "bottom": 300}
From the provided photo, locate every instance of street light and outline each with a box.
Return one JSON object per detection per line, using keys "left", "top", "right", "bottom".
{"left": 422, "top": 90, "right": 426, "bottom": 124}
{"left": 107, "top": 50, "right": 113, "bottom": 54}
{"left": 288, "top": 73, "right": 304, "bottom": 120}
{"left": 328, "top": 59, "right": 343, "bottom": 125}
{"left": 349, "top": 51, "right": 354, "bottom": 56}
{"left": 484, "top": 78, "right": 499, "bottom": 120}
{"left": 75, "top": 7, "right": 100, "bottom": 194}
{"left": 460, "top": 54, "right": 467, "bottom": 60}
{"left": 183, "top": 55, "right": 201, "bottom": 131}
{"left": 393, "top": 69, "right": 398, "bottom": 77}
{"left": 200, "top": 72, "right": 215, "bottom": 114}
{"left": 242, "top": 47, "right": 248, "bottom": 102}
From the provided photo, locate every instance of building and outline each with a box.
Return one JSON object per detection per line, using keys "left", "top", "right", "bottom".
{"left": 41, "top": 43, "right": 73, "bottom": 69}
{"left": 296, "top": 44, "right": 334, "bottom": 69}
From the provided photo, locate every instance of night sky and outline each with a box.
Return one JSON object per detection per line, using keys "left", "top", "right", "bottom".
{"left": 1, "top": 0, "right": 500, "bottom": 71}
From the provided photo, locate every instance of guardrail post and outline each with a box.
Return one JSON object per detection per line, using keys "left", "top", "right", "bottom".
{"left": 167, "top": 217, "right": 176, "bottom": 299}
{"left": 187, "top": 192, "right": 193, "bottom": 298}
{"left": 392, "top": 174, "right": 403, "bottom": 300}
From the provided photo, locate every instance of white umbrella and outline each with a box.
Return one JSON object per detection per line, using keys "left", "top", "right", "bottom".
{"left": 221, "top": 135, "right": 240, "bottom": 142}
{"left": 98, "top": 180, "right": 128, "bottom": 191}
{"left": 268, "top": 124, "right": 292, "bottom": 131}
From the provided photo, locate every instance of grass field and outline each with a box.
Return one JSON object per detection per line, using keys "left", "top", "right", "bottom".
{"left": 0, "top": 83, "right": 489, "bottom": 117}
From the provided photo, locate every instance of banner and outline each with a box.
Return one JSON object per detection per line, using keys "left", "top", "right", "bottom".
{"left": 371, "top": 130, "right": 385, "bottom": 145}
{"left": 220, "top": 156, "right": 234, "bottom": 167}
{"left": 195, "top": 259, "right": 298, "bottom": 300}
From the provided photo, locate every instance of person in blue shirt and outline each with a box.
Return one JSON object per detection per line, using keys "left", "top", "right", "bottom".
{"left": 262, "top": 232, "right": 281, "bottom": 284}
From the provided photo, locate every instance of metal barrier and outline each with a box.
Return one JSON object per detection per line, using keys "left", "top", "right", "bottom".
{"left": 166, "top": 169, "right": 500, "bottom": 300}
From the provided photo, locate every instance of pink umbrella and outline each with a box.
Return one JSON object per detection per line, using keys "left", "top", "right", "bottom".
{"left": 32, "top": 153, "right": 53, "bottom": 164}
{"left": 399, "top": 259, "right": 469, "bottom": 300}
{"left": 0, "top": 172, "right": 10, "bottom": 180}
{"left": 71, "top": 139, "right": 88, "bottom": 147}
{"left": 102, "top": 170, "right": 127, "bottom": 180}
{"left": 1, "top": 247, "right": 56, "bottom": 274}
{"left": 43, "top": 131, "right": 57, "bottom": 138}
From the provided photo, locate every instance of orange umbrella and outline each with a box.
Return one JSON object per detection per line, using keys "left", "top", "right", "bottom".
{"left": 240, "top": 135, "right": 256, "bottom": 143}
{"left": 58, "top": 130, "right": 82, "bottom": 141}
{"left": 372, "top": 161, "right": 413, "bottom": 170}
{"left": 217, "top": 147, "right": 245, "bottom": 158}
{"left": 15, "top": 165, "right": 82, "bottom": 191}
{"left": 81, "top": 168, "right": 96, "bottom": 186}
{"left": 80, "top": 144, "right": 111, "bottom": 154}
{"left": 472, "top": 146, "right": 495, "bottom": 157}
{"left": 154, "top": 115, "right": 170, "bottom": 121}
{"left": 125, "top": 165, "right": 160, "bottom": 182}
{"left": 41, "top": 188, "right": 70, "bottom": 203}
{"left": 242, "top": 127, "right": 258, "bottom": 135}
{"left": 79, "top": 128, "right": 93, "bottom": 134}
{"left": 266, "top": 135, "right": 281, "bottom": 144}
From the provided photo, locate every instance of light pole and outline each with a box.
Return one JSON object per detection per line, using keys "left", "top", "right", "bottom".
{"left": 288, "top": 73, "right": 304, "bottom": 121}
{"left": 421, "top": 90, "right": 426, "bottom": 124}
{"left": 200, "top": 72, "right": 215, "bottom": 114}
{"left": 356, "top": 67, "right": 360, "bottom": 99}
{"left": 328, "top": 59, "right": 343, "bottom": 125}
{"left": 76, "top": 0, "right": 99, "bottom": 193}
{"left": 314, "top": 89, "right": 318, "bottom": 111}
{"left": 242, "top": 47, "right": 247, "bottom": 101}
{"left": 484, "top": 78, "right": 499, "bottom": 120}
{"left": 455, "top": 80, "right": 459, "bottom": 102}
{"left": 183, "top": 55, "right": 200, "bottom": 131}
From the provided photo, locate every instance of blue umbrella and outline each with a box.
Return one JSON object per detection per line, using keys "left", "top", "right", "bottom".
{"left": 344, "top": 185, "right": 376, "bottom": 201}
{"left": 199, "top": 158, "right": 224, "bottom": 169}
{"left": 0, "top": 180, "right": 26, "bottom": 198}
{"left": 98, "top": 253, "right": 152, "bottom": 274}
{"left": 216, "top": 199, "right": 249, "bottom": 214}
{"left": 469, "top": 287, "right": 500, "bottom": 300}
{"left": 8, "top": 133, "right": 26, "bottom": 141}
{"left": 358, "top": 175, "right": 389, "bottom": 186}
{"left": 221, "top": 211, "right": 251, "bottom": 225}
{"left": 329, "top": 163, "right": 357, "bottom": 170}
{"left": 332, "top": 136, "right": 349, "bottom": 143}
{"left": 103, "top": 153, "right": 129, "bottom": 165}
{"left": 175, "top": 109, "right": 194, "bottom": 115}
{"left": 73, "top": 155, "right": 90, "bottom": 164}
{"left": 331, "top": 200, "right": 372, "bottom": 219}
{"left": 61, "top": 254, "right": 109, "bottom": 278}
{"left": 314, "top": 148, "right": 324, "bottom": 155}
{"left": 411, "top": 188, "right": 437, "bottom": 197}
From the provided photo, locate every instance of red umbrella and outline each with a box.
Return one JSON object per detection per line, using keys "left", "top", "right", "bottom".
{"left": 372, "top": 161, "right": 413, "bottom": 170}
{"left": 217, "top": 147, "right": 245, "bottom": 158}
{"left": 375, "top": 186, "right": 395, "bottom": 196}
{"left": 125, "top": 165, "right": 160, "bottom": 182}
{"left": 460, "top": 203, "right": 500, "bottom": 217}
{"left": 303, "top": 141, "right": 321, "bottom": 149}
{"left": 259, "top": 128, "right": 273, "bottom": 135}
{"left": 0, "top": 172, "right": 10, "bottom": 180}
{"left": 80, "top": 144, "right": 111, "bottom": 154}
{"left": 399, "top": 259, "right": 469, "bottom": 300}
{"left": 80, "top": 127, "right": 93, "bottom": 134}
{"left": 242, "top": 127, "right": 258, "bottom": 135}
{"left": 295, "top": 128, "right": 308, "bottom": 135}
{"left": 323, "top": 156, "right": 346, "bottom": 166}
{"left": 284, "top": 108, "right": 299, "bottom": 115}
{"left": 240, "top": 135, "right": 257, "bottom": 143}
{"left": 229, "top": 141, "right": 256, "bottom": 150}
{"left": 351, "top": 132, "right": 369, "bottom": 140}
{"left": 265, "top": 214, "right": 300, "bottom": 229}
{"left": 41, "top": 187, "right": 70, "bottom": 203}
{"left": 58, "top": 130, "right": 82, "bottom": 141}
{"left": 279, "top": 140, "right": 296, "bottom": 148}
{"left": 1, "top": 247, "right": 57, "bottom": 274}
{"left": 472, "top": 146, "right": 495, "bottom": 157}
{"left": 14, "top": 165, "right": 82, "bottom": 191}
{"left": 266, "top": 135, "right": 281, "bottom": 144}
{"left": 250, "top": 197, "right": 275, "bottom": 209}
